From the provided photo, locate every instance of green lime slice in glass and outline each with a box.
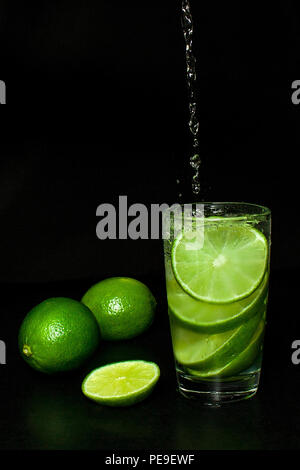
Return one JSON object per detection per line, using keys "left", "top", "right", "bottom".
{"left": 187, "top": 318, "right": 265, "bottom": 378}
{"left": 170, "top": 310, "right": 261, "bottom": 371}
{"left": 171, "top": 223, "right": 268, "bottom": 304}
{"left": 81, "top": 360, "right": 160, "bottom": 407}
{"left": 167, "top": 273, "right": 268, "bottom": 333}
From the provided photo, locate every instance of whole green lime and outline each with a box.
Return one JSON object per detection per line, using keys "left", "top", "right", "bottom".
{"left": 81, "top": 277, "right": 156, "bottom": 341}
{"left": 18, "top": 297, "right": 101, "bottom": 374}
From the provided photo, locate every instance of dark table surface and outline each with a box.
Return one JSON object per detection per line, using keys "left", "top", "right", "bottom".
{"left": 0, "top": 268, "right": 299, "bottom": 452}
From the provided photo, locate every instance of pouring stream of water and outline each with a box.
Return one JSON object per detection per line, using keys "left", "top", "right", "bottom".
{"left": 181, "top": 0, "right": 201, "bottom": 196}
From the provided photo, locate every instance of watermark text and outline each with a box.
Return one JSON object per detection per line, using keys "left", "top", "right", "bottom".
{"left": 96, "top": 196, "right": 204, "bottom": 242}
{"left": 0, "top": 80, "right": 6, "bottom": 104}
{"left": 291, "top": 80, "right": 300, "bottom": 105}
{"left": 0, "top": 340, "right": 6, "bottom": 364}
{"left": 291, "top": 340, "right": 300, "bottom": 364}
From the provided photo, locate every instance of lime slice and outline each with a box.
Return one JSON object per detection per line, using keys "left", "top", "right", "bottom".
{"left": 187, "top": 318, "right": 265, "bottom": 378}
{"left": 170, "top": 310, "right": 261, "bottom": 371}
{"left": 81, "top": 360, "right": 160, "bottom": 407}
{"left": 167, "top": 273, "right": 268, "bottom": 333}
{"left": 171, "top": 223, "right": 268, "bottom": 303}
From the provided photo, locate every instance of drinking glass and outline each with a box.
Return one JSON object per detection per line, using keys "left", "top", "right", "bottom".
{"left": 163, "top": 202, "right": 271, "bottom": 405}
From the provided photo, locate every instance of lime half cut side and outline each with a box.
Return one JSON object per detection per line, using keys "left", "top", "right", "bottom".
{"left": 171, "top": 223, "right": 268, "bottom": 304}
{"left": 82, "top": 360, "right": 160, "bottom": 407}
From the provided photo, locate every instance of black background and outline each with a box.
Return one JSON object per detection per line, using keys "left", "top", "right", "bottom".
{"left": 0, "top": 0, "right": 300, "bottom": 455}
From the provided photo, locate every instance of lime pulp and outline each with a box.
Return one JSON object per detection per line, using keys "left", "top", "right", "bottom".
{"left": 171, "top": 223, "right": 268, "bottom": 304}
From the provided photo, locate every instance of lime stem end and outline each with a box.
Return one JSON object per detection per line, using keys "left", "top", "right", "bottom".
{"left": 22, "top": 344, "right": 33, "bottom": 357}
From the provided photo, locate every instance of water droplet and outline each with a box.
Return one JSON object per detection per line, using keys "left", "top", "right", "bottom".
{"left": 190, "top": 154, "right": 201, "bottom": 169}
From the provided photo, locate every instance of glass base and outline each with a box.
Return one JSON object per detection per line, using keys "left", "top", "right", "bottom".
{"left": 176, "top": 370, "right": 261, "bottom": 406}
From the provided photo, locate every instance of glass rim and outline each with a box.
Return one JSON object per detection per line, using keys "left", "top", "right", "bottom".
{"left": 162, "top": 201, "right": 271, "bottom": 220}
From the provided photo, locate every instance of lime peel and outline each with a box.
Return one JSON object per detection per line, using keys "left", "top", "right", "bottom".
{"left": 18, "top": 297, "right": 101, "bottom": 374}
{"left": 81, "top": 277, "right": 156, "bottom": 341}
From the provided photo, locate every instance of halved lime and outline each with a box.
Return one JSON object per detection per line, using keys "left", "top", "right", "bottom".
{"left": 171, "top": 223, "right": 268, "bottom": 304}
{"left": 187, "top": 318, "right": 265, "bottom": 378}
{"left": 170, "top": 310, "right": 261, "bottom": 371}
{"left": 167, "top": 273, "right": 268, "bottom": 333}
{"left": 81, "top": 360, "right": 160, "bottom": 407}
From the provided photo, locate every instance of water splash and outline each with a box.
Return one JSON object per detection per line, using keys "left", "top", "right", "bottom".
{"left": 181, "top": 0, "right": 201, "bottom": 195}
